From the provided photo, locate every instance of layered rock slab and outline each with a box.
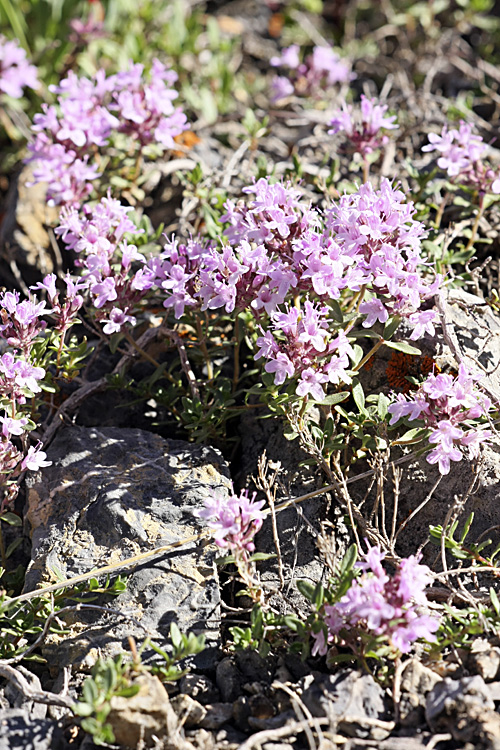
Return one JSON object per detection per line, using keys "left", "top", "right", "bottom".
{"left": 23, "top": 426, "right": 231, "bottom": 670}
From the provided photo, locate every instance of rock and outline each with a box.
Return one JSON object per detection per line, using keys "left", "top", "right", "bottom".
{"left": 301, "top": 670, "right": 393, "bottom": 740}
{"left": 200, "top": 702, "right": 233, "bottom": 730}
{"left": 4, "top": 672, "right": 47, "bottom": 720}
{"left": 238, "top": 410, "right": 351, "bottom": 615}
{"left": 216, "top": 658, "right": 243, "bottom": 703}
{"left": 349, "top": 293, "right": 500, "bottom": 559}
{"left": 171, "top": 694, "right": 207, "bottom": 728}
{"left": 426, "top": 675, "right": 500, "bottom": 747}
{"left": 179, "top": 674, "right": 219, "bottom": 704}
{"left": 0, "top": 167, "right": 59, "bottom": 283}
{"left": 0, "top": 708, "right": 64, "bottom": 750}
{"left": 248, "top": 693, "right": 275, "bottom": 720}
{"left": 235, "top": 650, "right": 274, "bottom": 684}
{"left": 232, "top": 695, "right": 252, "bottom": 732}
{"left": 342, "top": 737, "right": 435, "bottom": 750}
{"left": 23, "top": 426, "right": 231, "bottom": 670}
{"left": 107, "top": 673, "right": 195, "bottom": 749}
{"left": 467, "top": 640, "right": 500, "bottom": 682}
{"left": 399, "top": 658, "right": 442, "bottom": 727}
{"left": 185, "top": 728, "right": 216, "bottom": 750}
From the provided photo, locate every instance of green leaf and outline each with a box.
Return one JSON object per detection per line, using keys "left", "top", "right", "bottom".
{"left": 385, "top": 341, "right": 422, "bottom": 355}
{"left": 329, "top": 300, "right": 344, "bottom": 323}
{"left": 0, "top": 0, "right": 29, "bottom": 50}
{"left": 383, "top": 315, "right": 401, "bottom": 341}
{"left": 314, "top": 392, "right": 349, "bottom": 406}
{"left": 393, "top": 426, "right": 429, "bottom": 444}
{"left": 0, "top": 512, "right": 22, "bottom": 527}
{"left": 377, "top": 392, "right": 389, "bottom": 420}
{"left": 5, "top": 538, "right": 22, "bottom": 559}
{"left": 296, "top": 580, "right": 316, "bottom": 602}
{"left": 490, "top": 587, "right": 500, "bottom": 616}
{"left": 460, "top": 513, "right": 474, "bottom": 544}
{"left": 170, "top": 622, "right": 182, "bottom": 649}
{"left": 283, "top": 615, "right": 302, "bottom": 631}
{"left": 340, "top": 544, "right": 358, "bottom": 576}
{"left": 248, "top": 552, "right": 276, "bottom": 562}
{"left": 352, "top": 380, "right": 366, "bottom": 413}
{"left": 115, "top": 685, "right": 140, "bottom": 699}
{"left": 82, "top": 679, "right": 99, "bottom": 706}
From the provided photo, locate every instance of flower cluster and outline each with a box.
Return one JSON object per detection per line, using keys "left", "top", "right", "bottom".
{"left": 195, "top": 488, "right": 266, "bottom": 559}
{"left": 154, "top": 177, "right": 440, "bottom": 399}
{"left": 388, "top": 363, "right": 492, "bottom": 474}
{"left": 312, "top": 543, "right": 439, "bottom": 656}
{"left": 55, "top": 194, "right": 153, "bottom": 334}
{"left": 0, "top": 288, "right": 54, "bottom": 508}
{"left": 270, "top": 44, "right": 352, "bottom": 102}
{"left": 328, "top": 95, "right": 398, "bottom": 159}
{"left": 32, "top": 273, "right": 87, "bottom": 335}
{"left": 422, "top": 120, "right": 500, "bottom": 195}
{"left": 26, "top": 60, "right": 187, "bottom": 206}
{"left": 255, "top": 307, "right": 354, "bottom": 400}
{"left": 0, "top": 291, "right": 48, "bottom": 357}
{"left": 326, "top": 179, "right": 441, "bottom": 339}
{"left": 0, "top": 35, "right": 39, "bottom": 99}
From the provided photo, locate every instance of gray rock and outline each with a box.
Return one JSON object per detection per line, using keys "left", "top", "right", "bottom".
{"left": 179, "top": 674, "right": 219, "bottom": 705}
{"left": 0, "top": 167, "right": 58, "bottom": 283}
{"left": 238, "top": 410, "right": 351, "bottom": 613}
{"left": 200, "top": 702, "right": 233, "bottom": 730}
{"left": 185, "top": 728, "right": 216, "bottom": 750}
{"left": 171, "top": 694, "right": 207, "bottom": 728}
{"left": 23, "top": 426, "right": 231, "bottom": 670}
{"left": 351, "top": 292, "right": 500, "bottom": 559}
{"left": 468, "top": 640, "right": 500, "bottom": 682}
{"left": 215, "top": 658, "right": 243, "bottom": 703}
{"left": 235, "top": 650, "right": 274, "bottom": 684}
{"left": 426, "top": 675, "right": 500, "bottom": 747}
{"left": 342, "top": 737, "right": 435, "bottom": 750}
{"left": 107, "top": 672, "right": 195, "bottom": 749}
{"left": 0, "top": 708, "right": 63, "bottom": 750}
{"left": 301, "top": 670, "right": 393, "bottom": 740}
{"left": 399, "top": 658, "right": 441, "bottom": 727}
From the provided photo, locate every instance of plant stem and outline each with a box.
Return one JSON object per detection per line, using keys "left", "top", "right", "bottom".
{"left": 122, "top": 329, "right": 177, "bottom": 386}
{"left": 233, "top": 316, "right": 240, "bottom": 393}
{"left": 352, "top": 338, "right": 385, "bottom": 373}
{"left": 122, "top": 329, "right": 161, "bottom": 368}
{"left": 465, "top": 194, "right": 485, "bottom": 253}
{"left": 434, "top": 191, "right": 449, "bottom": 230}
{"left": 0, "top": 523, "right": 6, "bottom": 569}
{"left": 362, "top": 156, "right": 369, "bottom": 183}
{"left": 196, "top": 314, "right": 214, "bottom": 382}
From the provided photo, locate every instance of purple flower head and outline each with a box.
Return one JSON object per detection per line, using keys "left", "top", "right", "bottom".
{"left": 359, "top": 298, "right": 389, "bottom": 327}
{"left": 329, "top": 95, "right": 398, "bottom": 157}
{"left": 327, "top": 179, "right": 439, "bottom": 328}
{"left": 21, "top": 442, "right": 51, "bottom": 472}
{"left": 314, "top": 544, "right": 439, "bottom": 656}
{"left": 0, "top": 35, "right": 39, "bottom": 98}
{"left": 195, "top": 488, "right": 266, "bottom": 558}
{"left": 296, "top": 367, "right": 329, "bottom": 401}
{"left": 389, "top": 363, "right": 492, "bottom": 474}
{"left": 423, "top": 120, "right": 500, "bottom": 194}
{"left": 270, "top": 45, "right": 300, "bottom": 69}
{"left": 270, "top": 44, "right": 352, "bottom": 101}
{"left": 26, "top": 60, "right": 186, "bottom": 207}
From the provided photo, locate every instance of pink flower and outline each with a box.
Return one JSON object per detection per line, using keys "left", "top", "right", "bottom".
{"left": 359, "top": 298, "right": 389, "bottom": 327}
{"left": 0, "top": 36, "right": 39, "bottom": 98}
{"left": 317, "top": 544, "right": 439, "bottom": 655}
{"left": 22, "top": 444, "right": 51, "bottom": 471}
{"left": 195, "top": 488, "right": 266, "bottom": 557}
